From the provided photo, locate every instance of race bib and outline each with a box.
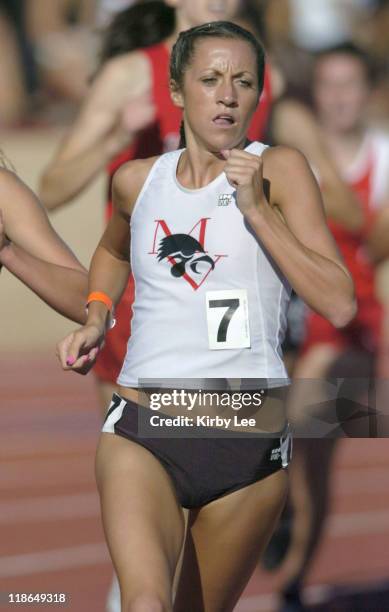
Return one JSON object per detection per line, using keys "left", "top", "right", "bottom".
{"left": 206, "top": 289, "right": 251, "bottom": 350}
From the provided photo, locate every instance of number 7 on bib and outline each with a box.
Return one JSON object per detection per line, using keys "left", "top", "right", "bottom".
{"left": 206, "top": 289, "right": 251, "bottom": 350}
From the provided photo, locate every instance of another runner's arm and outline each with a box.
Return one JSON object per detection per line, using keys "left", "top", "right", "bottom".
{"left": 230, "top": 146, "right": 356, "bottom": 327}
{"left": 272, "top": 100, "right": 364, "bottom": 231}
{"left": 39, "top": 52, "right": 152, "bottom": 210}
{"left": 1, "top": 170, "right": 85, "bottom": 268}
{"left": 0, "top": 242, "right": 87, "bottom": 324}
{"left": 0, "top": 170, "right": 87, "bottom": 322}
{"left": 366, "top": 204, "right": 389, "bottom": 264}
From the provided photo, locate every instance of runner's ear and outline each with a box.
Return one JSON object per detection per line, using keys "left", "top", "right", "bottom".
{"left": 170, "top": 79, "right": 184, "bottom": 108}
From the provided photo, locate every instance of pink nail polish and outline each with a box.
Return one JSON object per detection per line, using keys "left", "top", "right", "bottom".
{"left": 66, "top": 357, "right": 75, "bottom": 366}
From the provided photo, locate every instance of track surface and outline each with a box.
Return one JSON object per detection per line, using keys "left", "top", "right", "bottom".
{"left": 1, "top": 353, "right": 389, "bottom": 611}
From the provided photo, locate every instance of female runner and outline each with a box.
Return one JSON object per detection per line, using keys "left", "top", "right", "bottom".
{"left": 57, "top": 22, "right": 356, "bottom": 612}
{"left": 40, "top": 0, "right": 273, "bottom": 408}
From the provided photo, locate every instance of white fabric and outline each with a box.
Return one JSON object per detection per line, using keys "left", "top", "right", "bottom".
{"left": 289, "top": 0, "right": 352, "bottom": 50}
{"left": 117, "top": 142, "right": 292, "bottom": 389}
{"left": 342, "top": 129, "right": 389, "bottom": 208}
{"left": 102, "top": 396, "right": 126, "bottom": 433}
{"left": 96, "top": 0, "right": 135, "bottom": 26}
{"left": 368, "top": 131, "right": 389, "bottom": 209}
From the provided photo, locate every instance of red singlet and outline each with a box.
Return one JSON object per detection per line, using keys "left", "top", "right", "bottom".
{"left": 302, "top": 132, "right": 389, "bottom": 355}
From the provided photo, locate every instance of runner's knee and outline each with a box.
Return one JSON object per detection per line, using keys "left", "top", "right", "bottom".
{"left": 123, "top": 593, "right": 171, "bottom": 612}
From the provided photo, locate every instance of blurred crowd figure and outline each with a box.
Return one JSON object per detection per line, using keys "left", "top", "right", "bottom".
{"left": 1, "top": 0, "right": 389, "bottom": 127}
{"left": 270, "top": 42, "right": 389, "bottom": 612}
{"left": 0, "top": 0, "right": 98, "bottom": 125}
{"left": 96, "top": 0, "right": 137, "bottom": 26}
{"left": 2, "top": 2, "right": 389, "bottom": 612}
{"left": 260, "top": 7, "right": 389, "bottom": 612}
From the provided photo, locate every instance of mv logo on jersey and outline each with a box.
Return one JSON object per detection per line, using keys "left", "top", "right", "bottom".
{"left": 148, "top": 218, "right": 227, "bottom": 290}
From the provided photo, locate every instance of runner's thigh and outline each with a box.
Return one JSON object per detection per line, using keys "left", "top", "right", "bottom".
{"left": 96, "top": 433, "right": 185, "bottom": 609}
{"left": 174, "top": 469, "right": 288, "bottom": 612}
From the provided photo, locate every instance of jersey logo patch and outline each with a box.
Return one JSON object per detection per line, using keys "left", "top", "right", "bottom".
{"left": 218, "top": 194, "right": 233, "bottom": 206}
{"left": 149, "top": 218, "right": 227, "bottom": 290}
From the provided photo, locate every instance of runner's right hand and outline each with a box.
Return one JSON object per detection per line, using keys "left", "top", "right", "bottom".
{"left": 56, "top": 324, "right": 104, "bottom": 375}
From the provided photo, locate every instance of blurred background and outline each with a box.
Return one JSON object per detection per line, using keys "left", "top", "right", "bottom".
{"left": 1, "top": 1, "right": 389, "bottom": 611}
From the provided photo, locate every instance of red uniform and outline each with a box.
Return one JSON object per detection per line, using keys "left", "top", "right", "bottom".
{"left": 302, "top": 131, "right": 389, "bottom": 354}
{"left": 94, "top": 43, "right": 273, "bottom": 382}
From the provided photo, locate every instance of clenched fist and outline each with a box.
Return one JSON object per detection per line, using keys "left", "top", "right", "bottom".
{"left": 221, "top": 149, "right": 267, "bottom": 218}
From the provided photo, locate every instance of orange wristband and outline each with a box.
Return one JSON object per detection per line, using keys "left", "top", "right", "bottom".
{"left": 86, "top": 291, "right": 113, "bottom": 312}
{"left": 86, "top": 291, "right": 116, "bottom": 329}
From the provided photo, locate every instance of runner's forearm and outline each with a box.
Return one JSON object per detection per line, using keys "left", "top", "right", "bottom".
{"left": 245, "top": 205, "right": 356, "bottom": 327}
{"left": 39, "top": 140, "right": 113, "bottom": 210}
{"left": 86, "top": 244, "right": 131, "bottom": 330}
{"left": 0, "top": 243, "right": 87, "bottom": 323}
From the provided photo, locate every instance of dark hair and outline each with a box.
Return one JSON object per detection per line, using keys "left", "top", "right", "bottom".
{"left": 171, "top": 21, "right": 265, "bottom": 93}
{"left": 314, "top": 42, "right": 377, "bottom": 84}
{"left": 100, "top": 0, "right": 175, "bottom": 63}
{"left": 238, "top": 0, "right": 267, "bottom": 45}
{"left": 171, "top": 21, "right": 266, "bottom": 148}
{"left": 372, "top": 0, "right": 389, "bottom": 13}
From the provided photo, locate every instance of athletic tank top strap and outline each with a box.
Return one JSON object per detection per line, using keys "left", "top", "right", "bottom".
{"left": 130, "top": 151, "right": 180, "bottom": 219}
{"left": 247, "top": 64, "right": 272, "bottom": 142}
{"left": 143, "top": 43, "right": 171, "bottom": 114}
{"left": 370, "top": 131, "right": 389, "bottom": 209}
{"left": 329, "top": 138, "right": 376, "bottom": 300}
{"left": 350, "top": 152, "right": 373, "bottom": 211}
{"left": 107, "top": 43, "right": 171, "bottom": 179}
{"left": 143, "top": 43, "right": 182, "bottom": 146}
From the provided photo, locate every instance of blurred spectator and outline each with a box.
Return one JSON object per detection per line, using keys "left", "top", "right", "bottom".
{"left": 290, "top": 0, "right": 349, "bottom": 50}
{"left": 0, "top": 0, "right": 32, "bottom": 125}
{"left": 273, "top": 42, "right": 389, "bottom": 612}
{"left": 25, "top": 0, "right": 98, "bottom": 106}
{"left": 98, "top": 0, "right": 175, "bottom": 64}
{"left": 260, "top": 0, "right": 315, "bottom": 104}
{"left": 95, "top": 0, "right": 135, "bottom": 27}
{"left": 354, "top": 0, "right": 389, "bottom": 125}
{"left": 261, "top": 0, "right": 389, "bottom": 115}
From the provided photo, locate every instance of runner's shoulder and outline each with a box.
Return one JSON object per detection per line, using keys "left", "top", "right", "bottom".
{"left": 0, "top": 167, "right": 32, "bottom": 197}
{"left": 262, "top": 145, "right": 309, "bottom": 179}
{"left": 98, "top": 49, "right": 152, "bottom": 87}
{"left": 112, "top": 156, "right": 161, "bottom": 214}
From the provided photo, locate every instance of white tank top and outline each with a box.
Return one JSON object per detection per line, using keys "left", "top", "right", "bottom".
{"left": 341, "top": 129, "right": 389, "bottom": 210}
{"left": 117, "top": 142, "right": 292, "bottom": 389}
